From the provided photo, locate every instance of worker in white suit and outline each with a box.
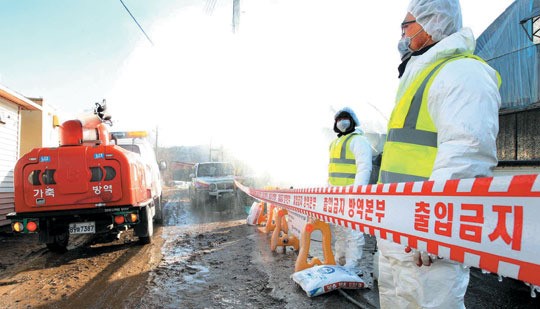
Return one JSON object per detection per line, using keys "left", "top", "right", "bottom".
{"left": 328, "top": 107, "right": 372, "bottom": 273}
{"left": 377, "top": 0, "right": 501, "bottom": 307}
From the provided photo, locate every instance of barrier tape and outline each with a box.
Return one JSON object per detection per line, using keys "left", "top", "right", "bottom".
{"left": 235, "top": 174, "right": 540, "bottom": 286}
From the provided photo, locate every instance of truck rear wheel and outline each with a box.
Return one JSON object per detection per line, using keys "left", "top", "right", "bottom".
{"left": 136, "top": 206, "right": 154, "bottom": 245}
{"left": 154, "top": 195, "right": 163, "bottom": 224}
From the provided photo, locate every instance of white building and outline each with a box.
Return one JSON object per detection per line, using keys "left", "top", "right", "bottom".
{"left": 0, "top": 84, "right": 52, "bottom": 226}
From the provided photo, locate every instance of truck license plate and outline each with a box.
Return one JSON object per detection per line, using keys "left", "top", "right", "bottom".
{"left": 69, "top": 222, "right": 96, "bottom": 234}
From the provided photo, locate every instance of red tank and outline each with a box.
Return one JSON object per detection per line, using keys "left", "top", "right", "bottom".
{"left": 15, "top": 119, "right": 151, "bottom": 212}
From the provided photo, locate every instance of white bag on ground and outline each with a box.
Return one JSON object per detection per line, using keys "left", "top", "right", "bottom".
{"left": 291, "top": 265, "right": 365, "bottom": 297}
{"left": 246, "top": 202, "right": 261, "bottom": 225}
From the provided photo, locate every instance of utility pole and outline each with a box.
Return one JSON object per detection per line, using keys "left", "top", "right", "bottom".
{"left": 209, "top": 139, "right": 223, "bottom": 162}
{"left": 232, "top": 0, "right": 240, "bottom": 33}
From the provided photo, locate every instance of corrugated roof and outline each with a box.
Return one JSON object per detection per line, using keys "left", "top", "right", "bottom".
{"left": 476, "top": 0, "right": 540, "bottom": 112}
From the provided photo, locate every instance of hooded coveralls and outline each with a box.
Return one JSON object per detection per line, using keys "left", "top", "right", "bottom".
{"left": 377, "top": 27, "right": 501, "bottom": 309}
{"left": 329, "top": 125, "right": 372, "bottom": 271}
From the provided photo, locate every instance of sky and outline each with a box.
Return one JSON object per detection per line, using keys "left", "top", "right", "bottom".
{"left": 0, "top": 0, "right": 515, "bottom": 187}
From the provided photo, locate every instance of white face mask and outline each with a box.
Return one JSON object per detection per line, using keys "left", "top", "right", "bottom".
{"left": 397, "top": 28, "right": 424, "bottom": 61}
{"left": 397, "top": 36, "right": 413, "bottom": 61}
{"left": 336, "top": 119, "right": 351, "bottom": 132}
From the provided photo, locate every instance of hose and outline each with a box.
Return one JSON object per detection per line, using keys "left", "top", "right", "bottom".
{"left": 338, "top": 289, "right": 378, "bottom": 309}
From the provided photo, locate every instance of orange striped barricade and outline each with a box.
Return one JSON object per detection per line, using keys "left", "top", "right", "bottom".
{"left": 286, "top": 207, "right": 335, "bottom": 270}
{"left": 236, "top": 175, "right": 540, "bottom": 287}
{"left": 257, "top": 202, "right": 267, "bottom": 225}
{"left": 270, "top": 209, "right": 300, "bottom": 252}
{"left": 294, "top": 218, "right": 336, "bottom": 272}
{"left": 258, "top": 203, "right": 276, "bottom": 234}
{"left": 280, "top": 209, "right": 289, "bottom": 234}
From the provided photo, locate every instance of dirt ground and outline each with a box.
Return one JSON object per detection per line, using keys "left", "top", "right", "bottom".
{"left": 0, "top": 226, "right": 163, "bottom": 308}
{"left": 0, "top": 189, "right": 539, "bottom": 309}
{"left": 0, "top": 189, "right": 376, "bottom": 309}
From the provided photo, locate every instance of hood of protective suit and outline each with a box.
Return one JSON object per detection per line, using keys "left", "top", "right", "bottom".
{"left": 334, "top": 107, "right": 360, "bottom": 127}
{"left": 334, "top": 107, "right": 362, "bottom": 137}
{"left": 408, "top": 0, "right": 462, "bottom": 42}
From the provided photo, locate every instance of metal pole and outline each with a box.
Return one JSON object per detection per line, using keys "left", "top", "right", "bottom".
{"left": 232, "top": 0, "right": 240, "bottom": 33}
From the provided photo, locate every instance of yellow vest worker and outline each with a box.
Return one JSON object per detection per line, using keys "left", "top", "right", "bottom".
{"left": 377, "top": 1, "right": 501, "bottom": 308}
{"left": 328, "top": 107, "right": 372, "bottom": 273}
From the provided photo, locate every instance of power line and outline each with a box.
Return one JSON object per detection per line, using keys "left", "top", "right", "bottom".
{"left": 119, "top": 0, "right": 154, "bottom": 46}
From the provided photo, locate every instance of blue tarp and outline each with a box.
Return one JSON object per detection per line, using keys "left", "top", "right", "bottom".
{"left": 475, "top": 0, "right": 540, "bottom": 111}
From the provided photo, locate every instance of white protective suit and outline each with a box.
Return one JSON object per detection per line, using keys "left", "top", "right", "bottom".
{"left": 377, "top": 26, "right": 501, "bottom": 309}
{"left": 331, "top": 108, "right": 373, "bottom": 273}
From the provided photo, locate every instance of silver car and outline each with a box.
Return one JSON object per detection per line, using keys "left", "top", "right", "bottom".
{"left": 189, "top": 162, "right": 235, "bottom": 206}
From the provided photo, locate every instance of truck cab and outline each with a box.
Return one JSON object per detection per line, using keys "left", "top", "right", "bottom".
{"left": 111, "top": 131, "right": 164, "bottom": 222}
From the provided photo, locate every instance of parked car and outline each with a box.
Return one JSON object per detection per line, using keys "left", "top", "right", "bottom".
{"left": 188, "top": 162, "right": 236, "bottom": 206}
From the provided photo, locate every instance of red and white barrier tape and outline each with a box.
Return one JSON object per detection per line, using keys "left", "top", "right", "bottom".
{"left": 235, "top": 174, "right": 540, "bottom": 286}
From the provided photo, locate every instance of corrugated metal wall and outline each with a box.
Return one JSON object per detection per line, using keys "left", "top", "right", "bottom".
{"left": 0, "top": 99, "right": 19, "bottom": 226}
{"left": 477, "top": 0, "right": 540, "bottom": 165}
{"left": 497, "top": 109, "right": 540, "bottom": 161}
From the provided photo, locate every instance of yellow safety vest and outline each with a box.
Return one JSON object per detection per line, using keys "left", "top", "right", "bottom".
{"left": 379, "top": 54, "right": 500, "bottom": 183}
{"left": 328, "top": 133, "right": 359, "bottom": 186}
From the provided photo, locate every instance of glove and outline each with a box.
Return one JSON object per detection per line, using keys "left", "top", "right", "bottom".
{"left": 405, "top": 246, "right": 439, "bottom": 267}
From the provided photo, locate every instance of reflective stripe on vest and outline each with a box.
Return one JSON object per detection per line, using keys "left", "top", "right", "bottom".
{"left": 379, "top": 54, "right": 491, "bottom": 184}
{"left": 328, "top": 133, "right": 358, "bottom": 186}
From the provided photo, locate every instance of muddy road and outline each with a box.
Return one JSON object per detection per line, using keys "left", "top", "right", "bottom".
{"left": 0, "top": 189, "right": 539, "bottom": 308}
